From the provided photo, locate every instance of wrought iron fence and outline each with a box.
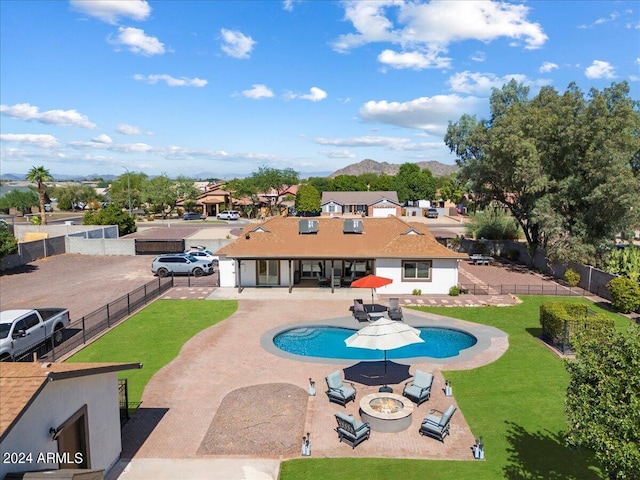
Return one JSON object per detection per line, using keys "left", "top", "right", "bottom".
{"left": 458, "top": 283, "right": 588, "bottom": 297}
{"left": 12, "top": 277, "right": 173, "bottom": 362}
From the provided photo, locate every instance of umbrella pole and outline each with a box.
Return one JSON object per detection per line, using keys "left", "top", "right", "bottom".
{"left": 379, "top": 350, "right": 393, "bottom": 393}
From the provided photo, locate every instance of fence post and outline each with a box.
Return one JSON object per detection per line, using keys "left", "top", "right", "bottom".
{"left": 106, "top": 304, "right": 110, "bottom": 328}
{"left": 82, "top": 317, "right": 86, "bottom": 344}
{"left": 562, "top": 320, "right": 568, "bottom": 355}
{"left": 51, "top": 337, "right": 56, "bottom": 362}
{"left": 144, "top": 284, "right": 147, "bottom": 304}
{"left": 127, "top": 293, "right": 131, "bottom": 315}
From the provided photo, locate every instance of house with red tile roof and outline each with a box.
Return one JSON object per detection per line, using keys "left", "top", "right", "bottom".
{"left": 0, "top": 361, "right": 141, "bottom": 479}
{"left": 216, "top": 216, "right": 467, "bottom": 294}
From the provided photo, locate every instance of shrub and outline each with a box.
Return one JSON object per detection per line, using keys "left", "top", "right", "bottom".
{"left": 607, "top": 277, "right": 640, "bottom": 314}
{"left": 564, "top": 268, "right": 581, "bottom": 287}
{"left": 412, "top": 288, "right": 422, "bottom": 296}
{"left": 449, "top": 286, "right": 460, "bottom": 296}
{"left": 540, "top": 302, "right": 614, "bottom": 348}
{"left": 465, "top": 208, "right": 521, "bottom": 240}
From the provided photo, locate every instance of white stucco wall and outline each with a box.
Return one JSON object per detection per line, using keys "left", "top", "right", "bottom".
{"left": 375, "top": 258, "right": 459, "bottom": 295}
{"left": 321, "top": 202, "right": 343, "bottom": 214}
{"left": 218, "top": 257, "right": 236, "bottom": 287}
{"left": 0, "top": 372, "right": 122, "bottom": 479}
{"left": 219, "top": 259, "right": 295, "bottom": 288}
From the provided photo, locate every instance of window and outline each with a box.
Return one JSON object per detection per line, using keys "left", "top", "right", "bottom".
{"left": 23, "top": 314, "right": 40, "bottom": 329}
{"left": 402, "top": 260, "right": 432, "bottom": 281}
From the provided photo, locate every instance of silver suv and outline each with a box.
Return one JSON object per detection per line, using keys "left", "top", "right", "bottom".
{"left": 151, "top": 254, "right": 213, "bottom": 277}
{"left": 216, "top": 210, "right": 239, "bottom": 220}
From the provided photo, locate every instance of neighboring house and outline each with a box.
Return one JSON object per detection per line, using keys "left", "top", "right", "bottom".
{"left": 215, "top": 216, "right": 467, "bottom": 294}
{"left": 177, "top": 184, "right": 231, "bottom": 217}
{"left": 0, "top": 361, "right": 141, "bottom": 479}
{"left": 321, "top": 191, "right": 402, "bottom": 217}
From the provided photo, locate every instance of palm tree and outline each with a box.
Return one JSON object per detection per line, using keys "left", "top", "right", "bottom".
{"left": 26, "top": 166, "right": 53, "bottom": 225}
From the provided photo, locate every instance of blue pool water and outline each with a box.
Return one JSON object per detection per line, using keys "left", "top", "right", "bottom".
{"left": 273, "top": 326, "right": 477, "bottom": 360}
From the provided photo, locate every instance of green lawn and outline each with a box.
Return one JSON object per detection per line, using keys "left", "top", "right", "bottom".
{"left": 66, "top": 299, "right": 237, "bottom": 403}
{"left": 280, "top": 296, "right": 631, "bottom": 480}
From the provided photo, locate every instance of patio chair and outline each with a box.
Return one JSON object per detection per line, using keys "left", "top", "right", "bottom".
{"left": 352, "top": 300, "right": 370, "bottom": 322}
{"left": 402, "top": 369, "right": 434, "bottom": 406}
{"left": 334, "top": 412, "right": 370, "bottom": 448}
{"left": 419, "top": 405, "right": 456, "bottom": 442}
{"left": 325, "top": 370, "right": 357, "bottom": 406}
{"left": 315, "top": 271, "right": 329, "bottom": 287}
{"left": 388, "top": 297, "right": 403, "bottom": 321}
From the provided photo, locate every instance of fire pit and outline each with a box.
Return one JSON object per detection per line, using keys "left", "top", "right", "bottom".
{"left": 359, "top": 393, "right": 414, "bottom": 433}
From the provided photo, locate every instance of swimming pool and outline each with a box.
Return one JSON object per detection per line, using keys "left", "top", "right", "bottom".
{"left": 273, "top": 326, "right": 477, "bottom": 360}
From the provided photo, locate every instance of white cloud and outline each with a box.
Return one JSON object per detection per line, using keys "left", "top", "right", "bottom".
{"left": 359, "top": 94, "right": 485, "bottom": 135}
{"left": 320, "top": 149, "right": 357, "bottom": 159}
{"left": 313, "top": 135, "right": 442, "bottom": 152}
{"left": 133, "top": 74, "right": 207, "bottom": 87}
{"left": 70, "top": 0, "right": 151, "bottom": 24}
{"left": 0, "top": 103, "right": 97, "bottom": 129}
{"left": 0, "top": 133, "right": 60, "bottom": 148}
{"left": 242, "top": 84, "right": 274, "bottom": 99}
{"left": 285, "top": 87, "right": 327, "bottom": 102}
{"left": 585, "top": 60, "right": 616, "bottom": 79}
{"left": 377, "top": 49, "right": 451, "bottom": 70}
{"left": 471, "top": 51, "right": 486, "bottom": 63}
{"left": 539, "top": 62, "right": 559, "bottom": 73}
{"left": 447, "top": 71, "right": 546, "bottom": 95}
{"left": 116, "top": 124, "right": 142, "bottom": 135}
{"left": 109, "top": 27, "right": 165, "bottom": 56}
{"left": 332, "top": 1, "right": 547, "bottom": 65}
{"left": 283, "top": 0, "right": 300, "bottom": 12}
{"left": 220, "top": 29, "right": 256, "bottom": 59}
{"left": 91, "top": 134, "right": 112, "bottom": 144}
{"left": 595, "top": 11, "right": 620, "bottom": 25}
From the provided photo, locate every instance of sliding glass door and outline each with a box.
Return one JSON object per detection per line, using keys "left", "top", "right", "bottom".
{"left": 257, "top": 259, "right": 279, "bottom": 285}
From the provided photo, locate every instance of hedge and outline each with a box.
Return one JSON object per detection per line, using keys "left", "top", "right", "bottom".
{"left": 540, "top": 302, "right": 614, "bottom": 349}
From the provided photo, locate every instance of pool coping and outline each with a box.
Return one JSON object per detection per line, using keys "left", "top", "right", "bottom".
{"left": 260, "top": 309, "right": 509, "bottom": 368}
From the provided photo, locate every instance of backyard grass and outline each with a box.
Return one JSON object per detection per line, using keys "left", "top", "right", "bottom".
{"left": 280, "top": 296, "right": 632, "bottom": 480}
{"left": 66, "top": 299, "right": 237, "bottom": 403}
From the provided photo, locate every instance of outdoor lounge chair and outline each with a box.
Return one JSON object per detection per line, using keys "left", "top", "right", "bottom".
{"left": 334, "top": 412, "right": 370, "bottom": 448}
{"left": 419, "top": 405, "right": 456, "bottom": 442}
{"left": 316, "top": 271, "right": 329, "bottom": 287}
{"left": 388, "top": 297, "right": 403, "bottom": 321}
{"left": 352, "top": 300, "right": 370, "bottom": 322}
{"left": 325, "top": 370, "right": 357, "bottom": 406}
{"left": 402, "top": 369, "right": 434, "bottom": 406}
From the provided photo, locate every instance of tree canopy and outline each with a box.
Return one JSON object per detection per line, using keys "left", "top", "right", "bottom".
{"left": 0, "top": 189, "right": 38, "bottom": 214}
{"left": 446, "top": 80, "right": 640, "bottom": 265}
{"left": 295, "top": 183, "right": 321, "bottom": 214}
{"left": 565, "top": 325, "right": 640, "bottom": 479}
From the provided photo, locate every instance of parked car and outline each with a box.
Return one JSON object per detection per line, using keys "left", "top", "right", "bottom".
{"left": 0, "top": 308, "right": 70, "bottom": 361}
{"left": 426, "top": 208, "right": 439, "bottom": 219}
{"left": 151, "top": 254, "right": 213, "bottom": 277}
{"left": 183, "top": 212, "right": 204, "bottom": 220}
{"left": 184, "top": 247, "right": 219, "bottom": 266}
{"left": 216, "top": 210, "right": 239, "bottom": 220}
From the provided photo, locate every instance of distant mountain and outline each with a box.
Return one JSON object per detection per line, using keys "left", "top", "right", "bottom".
{"left": 329, "top": 159, "right": 458, "bottom": 178}
{"left": 0, "top": 173, "right": 118, "bottom": 182}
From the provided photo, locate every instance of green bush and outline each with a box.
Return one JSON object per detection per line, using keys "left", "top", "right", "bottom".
{"left": 564, "top": 268, "right": 581, "bottom": 287}
{"left": 83, "top": 204, "right": 137, "bottom": 236}
{"left": 449, "top": 286, "right": 460, "bottom": 296}
{"left": 412, "top": 288, "right": 422, "bottom": 296}
{"left": 0, "top": 223, "right": 17, "bottom": 258}
{"left": 465, "top": 208, "right": 521, "bottom": 240}
{"left": 540, "top": 301, "right": 614, "bottom": 346}
{"left": 607, "top": 276, "right": 640, "bottom": 314}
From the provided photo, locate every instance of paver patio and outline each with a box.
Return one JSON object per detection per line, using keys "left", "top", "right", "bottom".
{"left": 112, "top": 296, "right": 508, "bottom": 479}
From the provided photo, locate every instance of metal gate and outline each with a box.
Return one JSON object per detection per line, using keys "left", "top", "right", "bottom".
{"left": 134, "top": 239, "right": 185, "bottom": 255}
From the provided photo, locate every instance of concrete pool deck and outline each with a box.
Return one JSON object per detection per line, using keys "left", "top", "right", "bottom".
{"left": 109, "top": 296, "right": 509, "bottom": 480}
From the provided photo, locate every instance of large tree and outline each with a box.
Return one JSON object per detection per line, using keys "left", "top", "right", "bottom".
{"left": 295, "top": 183, "right": 321, "bottom": 215}
{"left": 109, "top": 172, "right": 147, "bottom": 211}
{"left": 142, "top": 175, "right": 177, "bottom": 218}
{"left": 25, "top": 166, "right": 53, "bottom": 225}
{"left": 54, "top": 184, "right": 100, "bottom": 211}
{"left": 445, "top": 80, "right": 640, "bottom": 265}
{"left": 0, "top": 189, "right": 39, "bottom": 214}
{"left": 393, "top": 163, "right": 437, "bottom": 203}
{"left": 565, "top": 325, "right": 640, "bottom": 479}
{"left": 248, "top": 167, "right": 299, "bottom": 215}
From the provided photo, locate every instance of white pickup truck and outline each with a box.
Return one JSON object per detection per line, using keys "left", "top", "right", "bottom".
{"left": 0, "top": 308, "right": 70, "bottom": 361}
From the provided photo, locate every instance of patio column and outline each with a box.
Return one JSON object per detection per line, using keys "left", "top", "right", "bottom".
{"left": 288, "top": 260, "right": 293, "bottom": 293}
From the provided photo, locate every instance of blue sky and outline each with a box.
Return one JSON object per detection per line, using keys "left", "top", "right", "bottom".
{"left": 1, "top": 1, "right": 638, "bottom": 179}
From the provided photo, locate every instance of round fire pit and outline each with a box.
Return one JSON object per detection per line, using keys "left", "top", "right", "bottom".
{"left": 359, "top": 393, "right": 414, "bottom": 433}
